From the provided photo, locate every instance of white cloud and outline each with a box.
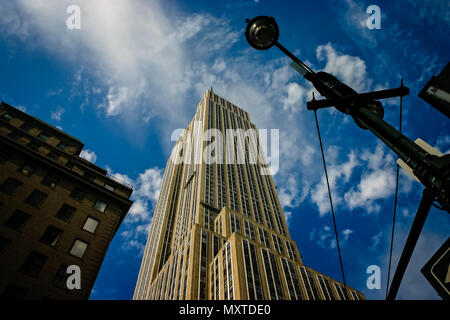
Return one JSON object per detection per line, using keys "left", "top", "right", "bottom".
{"left": 79, "top": 149, "right": 97, "bottom": 163}
{"left": 106, "top": 166, "right": 163, "bottom": 254}
{"left": 278, "top": 176, "right": 307, "bottom": 209}
{"left": 369, "top": 231, "right": 383, "bottom": 252}
{"left": 1, "top": 1, "right": 402, "bottom": 221}
{"left": 0, "top": 0, "right": 239, "bottom": 131}
{"left": 16, "top": 105, "right": 27, "bottom": 112}
{"left": 212, "top": 58, "right": 226, "bottom": 73}
{"left": 344, "top": 144, "right": 396, "bottom": 214}
{"left": 341, "top": 228, "right": 354, "bottom": 242}
{"left": 50, "top": 106, "right": 65, "bottom": 121}
{"left": 310, "top": 225, "right": 354, "bottom": 250}
{"left": 284, "top": 210, "right": 292, "bottom": 226}
{"left": 435, "top": 135, "right": 450, "bottom": 154}
{"left": 316, "top": 42, "right": 369, "bottom": 92}
{"left": 311, "top": 149, "right": 359, "bottom": 216}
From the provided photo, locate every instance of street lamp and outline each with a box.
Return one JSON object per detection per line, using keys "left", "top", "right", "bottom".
{"left": 245, "top": 16, "right": 385, "bottom": 129}
{"left": 245, "top": 16, "right": 450, "bottom": 300}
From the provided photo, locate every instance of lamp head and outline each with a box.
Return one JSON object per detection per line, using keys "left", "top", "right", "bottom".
{"left": 245, "top": 16, "right": 279, "bottom": 50}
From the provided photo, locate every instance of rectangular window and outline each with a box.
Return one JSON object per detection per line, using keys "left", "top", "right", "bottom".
{"left": 84, "top": 172, "right": 96, "bottom": 181}
{"left": 56, "top": 204, "right": 76, "bottom": 222}
{"left": 4, "top": 210, "right": 31, "bottom": 231}
{"left": 93, "top": 199, "right": 108, "bottom": 213}
{"left": 70, "top": 188, "right": 86, "bottom": 201}
{"left": 69, "top": 239, "right": 89, "bottom": 259}
{"left": 19, "top": 163, "right": 36, "bottom": 177}
{"left": 261, "top": 249, "right": 277, "bottom": 299}
{"left": 104, "top": 183, "right": 115, "bottom": 192}
{"left": 25, "top": 190, "right": 48, "bottom": 208}
{"left": 52, "top": 265, "right": 69, "bottom": 290}
{"left": 57, "top": 141, "right": 68, "bottom": 151}
{"left": 28, "top": 141, "right": 41, "bottom": 151}
{"left": 325, "top": 278, "right": 336, "bottom": 300}
{"left": 47, "top": 151, "right": 60, "bottom": 160}
{"left": 1, "top": 113, "right": 13, "bottom": 121}
{"left": 351, "top": 291, "right": 361, "bottom": 300}
{"left": 317, "top": 274, "right": 332, "bottom": 300}
{"left": 7, "top": 131, "right": 22, "bottom": 141}
{"left": 20, "top": 251, "right": 48, "bottom": 278}
{"left": 334, "top": 283, "right": 347, "bottom": 300}
{"left": 300, "top": 266, "right": 320, "bottom": 300}
{"left": 42, "top": 175, "right": 59, "bottom": 189}
{"left": 38, "top": 132, "right": 50, "bottom": 141}
{"left": 0, "top": 178, "right": 22, "bottom": 195}
{"left": 40, "top": 226, "right": 63, "bottom": 247}
{"left": 82, "top": 216, "right": 99, "bottom": 234}
{"left": 19, "top": 122, "right": 33, "bottom": 132}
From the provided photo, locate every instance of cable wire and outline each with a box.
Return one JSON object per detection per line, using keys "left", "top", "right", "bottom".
{"left": 313, "top": 109, "right": 348, "bottom": 298}
{"left": 386, "top": 79, "right": 403, "bottom": 299}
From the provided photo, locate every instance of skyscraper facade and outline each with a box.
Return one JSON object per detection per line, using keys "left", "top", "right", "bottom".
{"left": 0, "top": 102, "right": 133, "bottom": 299}
{"left": 133, "top": 89, "right": 364, "bottom": 300}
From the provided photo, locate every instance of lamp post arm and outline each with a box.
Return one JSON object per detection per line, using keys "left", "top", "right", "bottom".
{"left": 274, "top": 42, "right": 316, "bottom": 81}
{"left": 354, "top": 106, "right": 449, "bottom": 191}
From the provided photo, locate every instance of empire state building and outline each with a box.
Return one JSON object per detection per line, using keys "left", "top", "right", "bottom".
{"left": 133, "top": 89, "right": 364, "bottom": 300}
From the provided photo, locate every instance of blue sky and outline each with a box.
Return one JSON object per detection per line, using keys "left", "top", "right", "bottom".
{"left": 0, "top": 0, "right": 449, "bottom": 300}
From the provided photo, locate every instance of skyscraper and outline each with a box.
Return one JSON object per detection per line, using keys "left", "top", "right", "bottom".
{"left": 133, "top": 89, "right": 364, "bottom": 300}
{"left": 0, "top": 102, "right": 133, "bottom": 299}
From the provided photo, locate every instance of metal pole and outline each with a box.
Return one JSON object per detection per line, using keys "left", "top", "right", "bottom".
{"left": 274, "top": 42, "right": 316, "bottom": 81}
{"left": 386, "top": 188, "right": 435, "bottom": 300}
{"left": 306, "top": 87, "right": 410, "bottom": 110}
{"left": 353, "top": 107, "right": 443, "bottom": 189}
{"left": 273, "top": 41, "right": 442, "bottom": 187}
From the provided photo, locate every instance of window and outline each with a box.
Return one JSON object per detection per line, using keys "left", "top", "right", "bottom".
{"left": 47, "top": 151, "right": 60, "bottom": 160}
{"left": 69, "top": 239, "right": 89, "bottom": 259}
{"left": 40, "top": 226, "right": 63, "bottom": 247}
{"left": 52, "top": 265, "right": 69, "bottom": 290}
{"left": 37, "top": 132, "right": 50, "bottom": 141}
{"left": 0, "top": 178, "right": 22, "bottom": 195}
{"left": 42, "top": 175, "right": 59, "bottom": 189}
{"left": 1, "top": 113, "right": 13, "bottom": 121}
{"left": 2, "top": 284, "right": 27, "bottom": 300}
{"left": 56, "top": 204, "right": 76, "bottom": 222}
{"left": 56, "top": 141, "right": 68, "bottom": 151}
{"left": 20, "top": 251, "right": 48, "bottom": 278}
{"left": 65, "top": 160, "right": 74, "bottom": 169}
{"left": 19, "top": 122, "right": 33, "bottom": 132}
{"left": 25, "top": 190, "right": 48, "bottom": 208}
{"left": 4, "top": 210, "right": 31, "bottom": 231}
{"left": 93, "top": 199, "right": 108, "bottom": 213}
{"left": 28, "top": 141, "right": 41, "bottom": 151}
{"left": 0, "top": 236, "right": 11, "bottom": 253}
{"left": 82, "top": 216, "right": 99, "bottom": 234}
{"left": 104, "top": 183, "right": 115, "bottom": 192}
{"left": 70, "top": 188, "right": 86, "bottom": 201}
{"left": 7, "top": 131, "right": 22, "bottom": 141}
{"left": 84, "top": 172, "right": 96, "bottom": 181}
{"left": 19, "top": 163, "right": 36, "bottom": 177}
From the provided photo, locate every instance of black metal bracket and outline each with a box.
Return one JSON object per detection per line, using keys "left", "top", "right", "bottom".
{"left": 306, "top": 85, "right": 410, "bottom": 111}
